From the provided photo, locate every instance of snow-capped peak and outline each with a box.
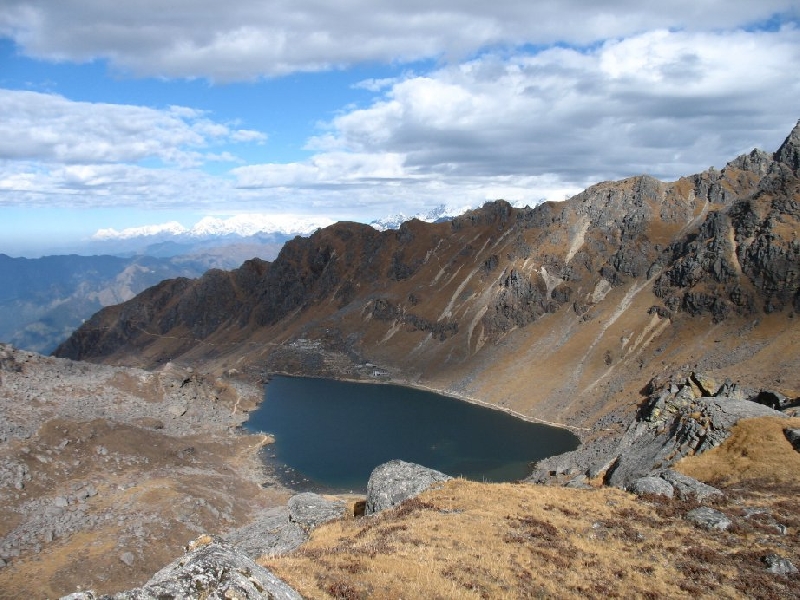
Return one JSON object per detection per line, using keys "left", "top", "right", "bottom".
{"left": 91, "top": 214, "right": 335, "bottom": 241}
{"left": 92, "top": 221, "right": 188, "bottom": 240}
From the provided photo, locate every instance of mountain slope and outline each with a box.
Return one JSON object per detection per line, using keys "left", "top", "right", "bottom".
{"left": 54, "top": 123, "right": 800, "bottom": 432}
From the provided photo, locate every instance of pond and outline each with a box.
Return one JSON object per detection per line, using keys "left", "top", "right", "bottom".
{"left": 244, "top": 375, "right": 579, "bottom": 492}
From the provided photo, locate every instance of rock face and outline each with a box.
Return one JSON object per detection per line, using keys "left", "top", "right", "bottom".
{"left": 222, "top": 506, "right": 306, "bottom": 559}
{"left": 61, "top": 538, "right": 302, "bottom": 600}
{"left": 365, "top": 460, "right": 452, "bottom": 515}
{"left": 606, "top": 395, "right": 784, "bottom": 489}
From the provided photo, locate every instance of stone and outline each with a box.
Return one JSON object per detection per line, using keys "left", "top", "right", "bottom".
{"left": 223, "top": 506, "right": 306, "bottom": 559}
{"left": 63, "top": 539, "right": 302, "bottom": 600}
{"left": 287, "top": 492, "right": 347, "bottom": 531}
{"left": 686, "top": 507, "right": 732, "bottom": 531}
{"left": 690, "top": 372, "right": 720, "bottom": 397}
{"left": 365, "top": 460, "right": 451, "bottom": 515}
{"left": 627, "top": 476, "right": 674, "bottom": 498}
{"left": 784, "top": 428, "right": 800, "bottom": 451}
{"left": 658, "top": 470, "right": 723, "bottom": 502}
{"left": 119, "top": 552, "right": 134, "bottom": 567}
{"left": 762, "top": 553, "right": 799, "bottom": 575}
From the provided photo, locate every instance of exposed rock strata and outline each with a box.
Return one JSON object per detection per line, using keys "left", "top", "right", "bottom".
{"left": 531, "top": 371, "right": 789, "bottom": 489}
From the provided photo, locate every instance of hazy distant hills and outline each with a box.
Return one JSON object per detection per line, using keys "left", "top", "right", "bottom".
{"left": 56, "top": 122, "right": 800, "bottom": 430}
{"left": 0, "top": 247, "right": 285, "bottom": 354}
{"left": 0, "top": 205, "right": 485, "bottom": 355}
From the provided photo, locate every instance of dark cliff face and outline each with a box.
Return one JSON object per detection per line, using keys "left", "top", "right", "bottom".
{"left": 53, "top": 123, "right": 800, "bottom": 419}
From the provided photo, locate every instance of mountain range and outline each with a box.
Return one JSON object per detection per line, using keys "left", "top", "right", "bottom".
{"left": 55, "top": 122, "right": 800, "bottom": 432}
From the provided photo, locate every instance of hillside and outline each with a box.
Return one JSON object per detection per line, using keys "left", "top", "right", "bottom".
{"left": 55, "top": 122, "right": 800, "bottom": 436}
{"left": 0, "top": 254, "right": 213, "bottom": 354}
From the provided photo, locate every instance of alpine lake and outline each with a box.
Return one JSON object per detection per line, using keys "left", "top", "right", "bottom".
{"left": 244, "top": 375, "right": 579, "bottom": 492}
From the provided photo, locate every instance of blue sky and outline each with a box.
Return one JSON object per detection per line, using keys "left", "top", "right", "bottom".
{"left": 1, "top": 1, "right": 799, "bottom": 256}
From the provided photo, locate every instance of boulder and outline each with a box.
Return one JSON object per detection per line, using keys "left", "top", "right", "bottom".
{"left": 61, "top": 538, "right": 302, "bottom": 600}
{"left": 762, "top": 553, "right": 799, "bottom": 575}
{"left": 288, "top": 492, "right": 347, "bottom": 531}
{"left": 785, "top": 428, "right": 800, "bottom": 451}
{"left": 627, "top": 476, "right": 674, "bottom": 498}
{"left": 658, "top": 470, "right": 723, "bottom": 502}
{"left": 223, "top": 506, "right": 306, "bottom": 559}
{"left": 365, "top": 460, "right": 451, "bottom": 515}
{"left": 686, "top": 507, "right": 732, "bottom": 531}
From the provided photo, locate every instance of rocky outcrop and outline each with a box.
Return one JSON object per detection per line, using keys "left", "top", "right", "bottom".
{"left": 365, "top": 460, "right": 452, "bottom": 515}
{"left": 531, "top": 371, "right": 788, "bottom": 490}
{"left": 61, "top": 537, "right": 302, "bottom": 600}
{"left": 222, "top": 507, "right": 306, "bottom": 559}
{"left": 606, "top": 394, "right": 784, "bottom": 489}
{"left": 287, "top": 492, "right": 347, "bottom": 532}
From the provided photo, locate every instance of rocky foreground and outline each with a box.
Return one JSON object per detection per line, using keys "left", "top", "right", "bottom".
{"left": 0, "top": 344, "right": 293, "bottom": 598}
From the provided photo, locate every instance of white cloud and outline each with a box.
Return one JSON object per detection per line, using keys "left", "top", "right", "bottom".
{"left": 1, "top": 8, "right": 799, "bottom": 228}
{"left": 0, "top": 1, "right": 796, "bottom": 81}
{"left": 0, "top": 89, "right": 267, "bottom": 167}
{"left": 232, "top": 28, "right": 800, "bottom": 195}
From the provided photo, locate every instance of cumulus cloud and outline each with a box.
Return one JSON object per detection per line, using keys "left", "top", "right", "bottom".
{"left": 0, "top": 90, "right": 266, "bottom": 167}
{"left": 1, "top": 4, "right": 799, "bottom": 225}
{"left": 233, "top": 28, "right": 800, "bottom": 196}
{"left": 0, "top": 1, "right": 796, "bottom": 80}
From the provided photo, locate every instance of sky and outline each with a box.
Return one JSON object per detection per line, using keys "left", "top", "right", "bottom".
{"left": 1, "top": 1, "right": 799, "bottom": 256}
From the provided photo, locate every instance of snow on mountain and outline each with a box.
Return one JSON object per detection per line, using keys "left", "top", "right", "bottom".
{"left": 93, "top": 221, "right": 189, "bottom": 240}
{"left": 369, "top": 200, "right": 542, "bottom": 231}
{"left": 91, "top": 214, "right": 335, "bottom": 242}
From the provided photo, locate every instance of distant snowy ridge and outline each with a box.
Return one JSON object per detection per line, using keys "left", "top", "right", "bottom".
{"left": 92, "top": 214, "right": 336, "bottom": 241}
{"left": 368, "top": 200, "right": 541, "bottom": 231}
{"left": 91, "top": 201, "right": 545, "bottom": 243}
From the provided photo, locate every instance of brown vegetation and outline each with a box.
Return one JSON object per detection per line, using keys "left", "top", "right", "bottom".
{"left": 263, "top": 417, "right": 800, "bottom": 599}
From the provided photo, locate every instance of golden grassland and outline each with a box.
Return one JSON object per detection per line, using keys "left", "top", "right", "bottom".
{"left": 263, "top": 417, "right": 800, "bottom": 599}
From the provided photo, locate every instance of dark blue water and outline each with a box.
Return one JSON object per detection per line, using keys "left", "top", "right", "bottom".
{"left": 244, "top": 375, "right": 579, "bottom": 492}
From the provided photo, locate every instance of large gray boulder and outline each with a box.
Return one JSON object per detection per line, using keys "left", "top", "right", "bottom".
{"left": 61, "top": 538, "right": 302, "bottom": 599}
{"left": 659, "top": 470, "right": 723, "bottom": 502}
{"left": 365, "top": 460, "right": 451, "bottom": 515}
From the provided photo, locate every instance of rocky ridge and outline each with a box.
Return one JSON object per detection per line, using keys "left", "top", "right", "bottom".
{"left": 54, "top": 122, "right": 800, "bottom": 436}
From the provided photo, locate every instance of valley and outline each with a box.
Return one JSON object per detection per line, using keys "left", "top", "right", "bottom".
{"left": 1, "top": 123, "right": 799, "bottom": 597}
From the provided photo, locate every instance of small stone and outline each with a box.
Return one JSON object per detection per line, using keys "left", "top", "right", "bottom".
{"left": 120, "top": 552, "right": 134, "bottom": 567}
{"left": 762, "top": 553, "right": 798, "bottom": 575}
{"left": 54, "top": 496, "right": 68, "bottom": 508}
{"left": 686, "top": 507, "right": 732, "bottom": 530}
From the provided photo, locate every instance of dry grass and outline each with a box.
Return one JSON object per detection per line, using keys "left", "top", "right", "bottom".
{"left": 263, "top": 481, "right": 799, "bottom": 598}
{"left": 676, "top": 416, "right": 800, "bottom": 485}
